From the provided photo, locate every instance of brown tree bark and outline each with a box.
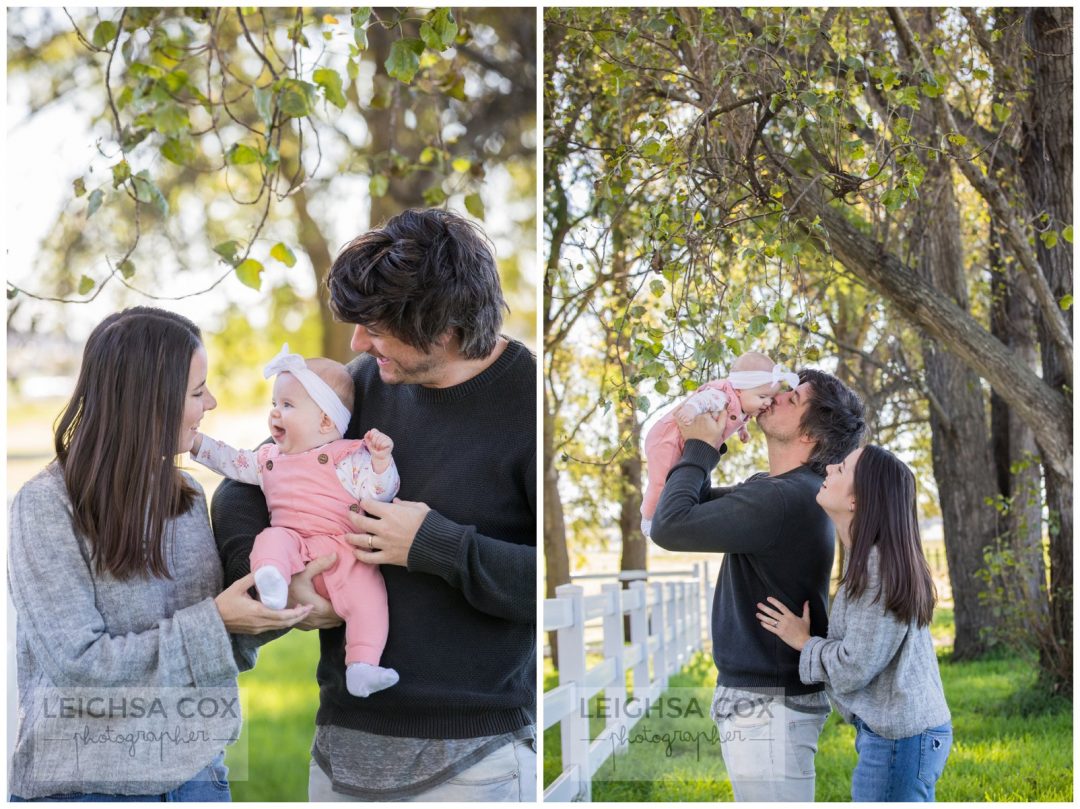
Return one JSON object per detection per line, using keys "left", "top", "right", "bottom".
{"left": 1016, "top": 7, "right": 1073, "bottom": 693}
{"left": 989, "top": 225, "right": 1049, "bottom": 625}
{"left": 898, "top": 20, "right": 1002, "bottom": 654}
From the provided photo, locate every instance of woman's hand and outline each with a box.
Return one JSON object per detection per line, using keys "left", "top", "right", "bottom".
{"left": 756, "top": 596, "right": 812, "bottom": 651}
{"left": 215, "top": 573, "right": 314, "bottom": 634}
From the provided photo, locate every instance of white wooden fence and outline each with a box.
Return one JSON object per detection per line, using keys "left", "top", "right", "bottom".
{"left": 543, "top": 566, "right": 712, "bottom": 802}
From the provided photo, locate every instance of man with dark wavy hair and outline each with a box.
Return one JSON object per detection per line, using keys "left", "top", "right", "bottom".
{"left": 213, "top": 209, "right": 536, "bottom": 802}
{"left": 651, "top": 368, "right": 865, "bottom": 802}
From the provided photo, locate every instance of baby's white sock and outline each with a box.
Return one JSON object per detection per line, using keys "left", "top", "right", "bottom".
{"left": 253, "top": 566, "right": 289, "bottom": 610}
{"left": 346, "top": 663, "right": 400, "bottom": 698}
{"left": 640, "top": 517, "right": 652, "bottom": 537}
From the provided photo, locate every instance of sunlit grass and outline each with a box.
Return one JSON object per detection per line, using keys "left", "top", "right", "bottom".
{"left": 543, "top": 611, "right": 1072, "bottom": 801}
{"left": 226, "top": 629, "right": 321, "bottom": 801}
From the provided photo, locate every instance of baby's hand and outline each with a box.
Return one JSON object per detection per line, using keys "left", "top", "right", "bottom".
{"left": 364, "top": 428, "right": 394, "bottom": 459}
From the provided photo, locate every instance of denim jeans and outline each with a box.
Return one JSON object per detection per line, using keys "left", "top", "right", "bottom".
{"left": 715, "top": 695, "right": 829, "bottom": 802}
{"left": 851, "top": 717, "right": 952, "bottom": 802}
{"left": 308, "top": 737, "right": 537, "bottom": 802}
{"left": 10, "top": 753, "right": 230, "bottom": 802}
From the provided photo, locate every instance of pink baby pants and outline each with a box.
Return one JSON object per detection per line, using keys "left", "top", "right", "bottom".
{"left": 641, "top": 379, "right": 751, "bottom": 522}
{"left": 250, "top": 440, "right": 388, "bottom": 667}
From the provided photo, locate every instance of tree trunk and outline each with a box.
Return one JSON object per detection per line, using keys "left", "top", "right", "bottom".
{"left": 290, "top": 188, "right": 354, "bottom": 363}
{"left": 989, "top": 223, "right": 1048, "bottom": 624}
{"left": 544, "top": 389, "right": 572, "bottom": 668}
{"left": 908, "top": 78, "right": 1001, "bottom": 656}
{"left": 787, "top": 184, "right": 1072, "bottom": 480}
{"left": 1017, "top": 7, "right": 1073, "bottom": 694}
{"left": 608, "top": 232, "right": 648, "bottom": 581}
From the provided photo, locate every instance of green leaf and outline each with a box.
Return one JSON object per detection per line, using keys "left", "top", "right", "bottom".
{"left": 429, "top": 8, "right": 458, "bottom": 49}
{"left": 7, "top": 287, "right": 18, "bottom": 300}
{"left": 972, "top": 68, "right": 990, "bottom": 81}
{"left": 313, "top": 67, "right": 347, "bottom": 109}
{"left": 72, "top": 177, "right": 87, "bottom": 198}
{"left": 235, "top": 259, "right": 264, "bottom": 290}
{"left": 78, "top": 275, "right": 96, "bottom": 295}
{"left": 270, "top": 242, "right": 296, "bottom": 267}
{"left": 726, "top": 337, "right": 743, "bottom": 355}
{"left": 277, "top": 79, "right": 316, "bottom": 118}
{"left": 1040, "top": 230, "right": 1059, "bottom": 249}
{"left": 641, "top": 139, "right": 661, "bottom": 157}
{"left": 253, "top": 86, "right": 274, "bottom": 127}
{"left": 748, "top": 315, "right": 769, "bottom": 337}
{"left": 112, "top": 160, "right": 131, "bottom": 188}
{"left": 118, "top": 259, "right": 135, "bottom": 280}
{"left": 213, "top": 240, "right": 240, "bottom": 266}
{"left": 87, "top": 189, "right": 104, "bottom": 218}
{"left": 650, "top": 279, "right": 665, "bottom": 297}
{"left": 347, "top": 57, "right": 360, "bottom": 81}
{"left": 1059, "top": 294, "right": 1073, "bottom": 311}
{"left": 92, "top": 21, "right": 118, "bottom": 49}
{"left": 805, "top": 345, "right": 821, "bottom": 362}
{"left": 352, "top": 8, "right": 371, "bottom": 49}
{"left": 464, "top": 192, "right": 485, "bottom": 220}
{"left": 419, "top": 146, "right": 439, "bottom": 164}
{"left": 419, "top": 22, "right": 442, "bottom": 52}
{"left": 1062, "top": 225, "right": 1073, "bottom": 244}
{"left": 422, "top": 184, "right": 448, "bottom": 206}
{"left": 992, "top": 103, "right": 1009, "bottom": 123}
{"left": 385, "top": 38, "right": 425, "bottom": 83}
{"left": 369, "top": 174, "right": 389, "bottom": 198}
{"left": 946, "top": 133, "right": 968, "bottom": 147}
{"left": 263, "top": 146, "right": 280, "bottom": 168}
{"left": 132, "top": 170, "right": 169, "bottom": 216}
{"left": 161, "top": 136, "right": 195, "bottom": 165}
{"left": 226, "top": 143, "right": 262, "bottom": 166}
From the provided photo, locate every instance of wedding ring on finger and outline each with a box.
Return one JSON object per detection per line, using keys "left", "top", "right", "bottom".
{"left": 773, "top": 619, "right": 779, "bottom": 627}
{"left": 367, "top": 534, "right": 374, "bottom": 552}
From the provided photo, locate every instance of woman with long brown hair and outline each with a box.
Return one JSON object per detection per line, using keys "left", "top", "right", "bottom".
{"left": 8, "top": 307, "right": 311, "bottom": 801}
{"left": 756, "top": 444, "right": 952, "bottom": 801}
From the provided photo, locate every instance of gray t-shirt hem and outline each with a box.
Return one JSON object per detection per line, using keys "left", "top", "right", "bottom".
{"left": 310, "top": 724, "right": 536, "bottom": 801}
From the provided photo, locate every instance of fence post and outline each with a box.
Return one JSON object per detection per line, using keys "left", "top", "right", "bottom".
{"left": 601, "top": 582, "right": 626, "bottom": 756}
{"left": 555, "top": 583, "right": 591, "bottom": 802}
{"left": 651, "top": 581, "right": 667, "bottom": 691}
{"left": 628, "top": 580, "right": 649, "bottom": 700}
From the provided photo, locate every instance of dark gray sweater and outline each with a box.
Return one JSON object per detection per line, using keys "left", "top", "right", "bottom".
{"left": 651, "top": 440, "right": 834, "bottom": 694}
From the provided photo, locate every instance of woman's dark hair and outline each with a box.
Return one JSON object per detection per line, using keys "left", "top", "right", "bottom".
{"left": 54, "top": 307, "right": 202, "bottom": 580}
{"left": 842, "top": 445, "right": 936, "bottom": 627}
{"left": 326, "top": 208, "right": 508, "bottom": 360}
{"left": 798, "top": 368, "right": 866, "bottom": 475}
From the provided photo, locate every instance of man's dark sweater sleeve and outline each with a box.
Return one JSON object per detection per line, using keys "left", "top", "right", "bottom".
{"left": 211, "top": 476, "right": 271, "bottom": 586}
{"left": 407, "top": 450, "right": 536, "bottom": 625}
{"left": 650, "top": 439, "right": 787, "bottom": 554}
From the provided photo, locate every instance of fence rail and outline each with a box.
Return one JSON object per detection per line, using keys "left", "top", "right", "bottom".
{"left": 543, "top": 567, "right": 711, "bottom": 802}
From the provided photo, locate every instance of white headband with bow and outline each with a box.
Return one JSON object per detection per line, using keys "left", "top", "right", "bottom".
{"left": 263, "top": 344, "right": 351, "bottom": 435}
{"left": 727, "top": 364, "right": 800, "bottom": 391}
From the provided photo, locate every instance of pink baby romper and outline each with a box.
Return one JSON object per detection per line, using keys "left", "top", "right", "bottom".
{"left": 641, "top": 379, "right": 752, "bottom": 525}
{"left": 249, "top": 439, "right": 389, "bottom": 668}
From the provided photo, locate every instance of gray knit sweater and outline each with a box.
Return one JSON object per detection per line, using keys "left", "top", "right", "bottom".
{"left": 799, "top": 546, "right": 951, "bottom": 739}
{"left": 7, "top": 463, "right": 255, "bottom": 799}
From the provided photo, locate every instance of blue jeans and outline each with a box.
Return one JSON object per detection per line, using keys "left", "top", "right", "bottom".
{"left": 851, "top": 717, "right": 952, "bottom": 802}
{"left": 10, "top": 753, "right": 230, "bottom": 802}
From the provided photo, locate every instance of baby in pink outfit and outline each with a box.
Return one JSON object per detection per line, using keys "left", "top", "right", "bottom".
{"left": 640, "top": 351, "right": 799, "bottom": 536}
{"left": 192, "top": 344, "right": 399, "bottom": 698}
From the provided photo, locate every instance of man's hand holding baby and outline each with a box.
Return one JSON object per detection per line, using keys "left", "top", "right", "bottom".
{"left": 676, "top": 406, "right": 728, "bottom": 449}
{"left": 347, "top": 497, "right": 432, "bottom": 567}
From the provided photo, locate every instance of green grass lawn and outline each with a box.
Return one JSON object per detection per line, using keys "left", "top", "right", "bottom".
{"left": 543, "top": 609, "right": 1073, "bottom": 801}
{"left": 225, "top": 629, "right": 322, "bottom": 801}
